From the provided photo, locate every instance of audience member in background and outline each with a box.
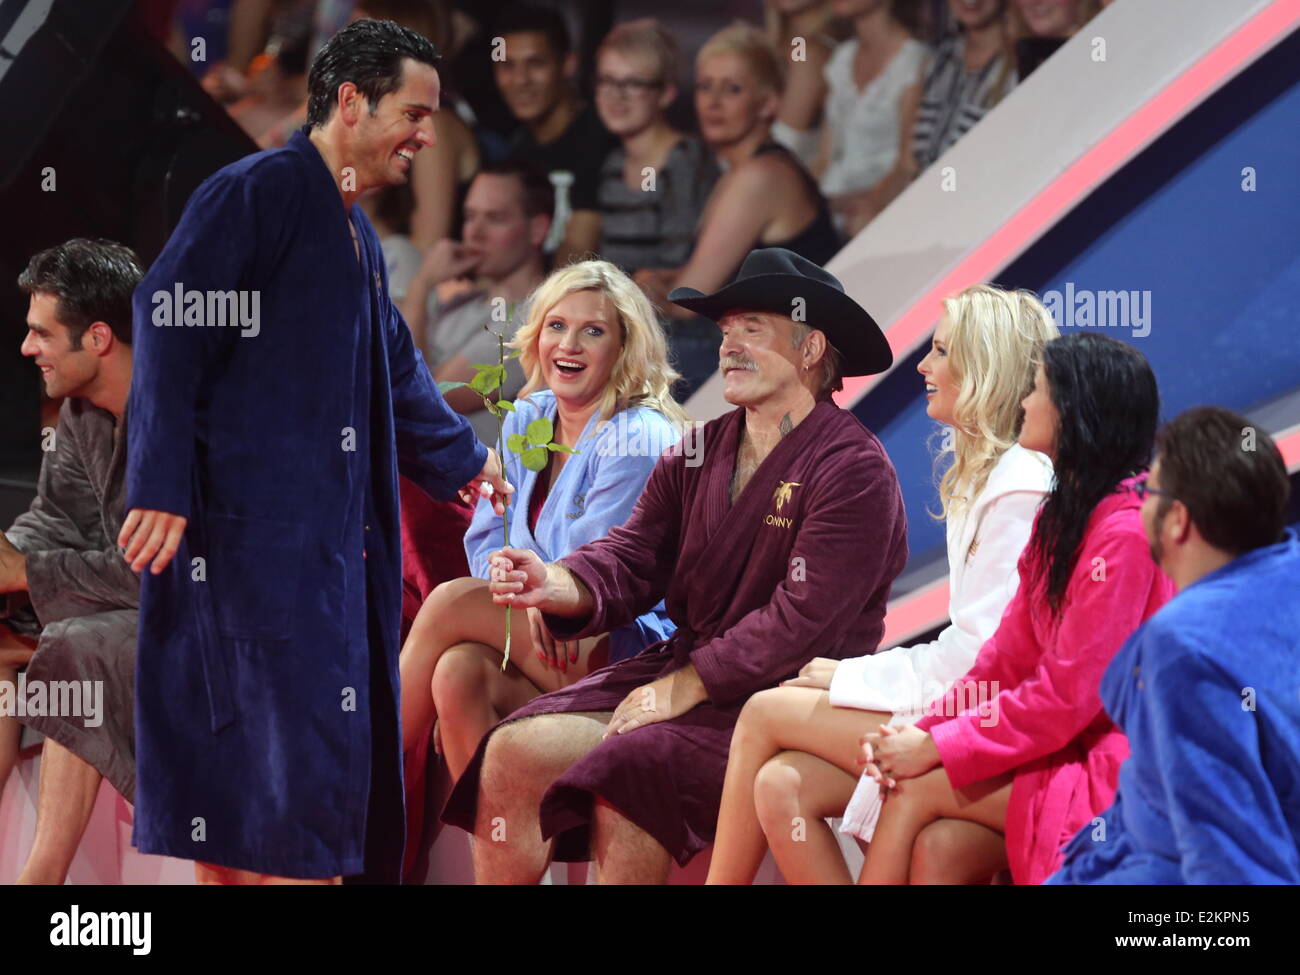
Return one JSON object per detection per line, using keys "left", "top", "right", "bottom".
{"left": 361, "top": 184, "right": 423, "bottom": 304}
{"left": 1013, "top": 0, "right": 1101, "bottom": 79}
{"left": 815, "top": 0, "right": 929, "bottom": 236}
{"left": 198, "top": 0, "right": 281, "bottom": 103}
{"left": 1050, "top": 408, "right": 1300, "bottom": 885}
{"left": 2, "top": 240, "right": 142, "bottom": 885}
{"left": 857, "top": 334, "right": 1174, "bottom": 885}
{"left": 706, "top": 285, "right": 1057, "bottom": 884}
{"left": 594, "top": 20, "right": 720, "bottom": 276}
{"left": 494, "top": 3, "right": 618, "bottom": 266}
{"left": 400, "top": 260, "right": 685, "bottom": 785}
{"left": 400, "top": 160, "right": 552, "bottom": 445}
{"left": 765, "top": 0, "right": 843, "bottom": 171}
{"left": 871, "top": 0, "right": 1017, "bottom": 214}
{"left": 636, "top": 23, "right": 841, "bottom": 398}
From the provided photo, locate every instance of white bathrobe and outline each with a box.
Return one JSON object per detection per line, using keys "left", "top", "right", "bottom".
{"left": 835, "top": 443, "right": 1053, "bottom": 840}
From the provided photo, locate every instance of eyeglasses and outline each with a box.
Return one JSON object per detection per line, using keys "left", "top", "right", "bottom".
{"left": 594, "top": 75, "right": 663, "bottom": 98}
{"left": 1131, "top": 473, "right": 1170, "bottom": 502}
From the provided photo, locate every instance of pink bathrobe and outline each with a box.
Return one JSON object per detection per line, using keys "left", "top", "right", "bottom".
{"left": 914, "top": 484, "right": 1174, "bottom": 885}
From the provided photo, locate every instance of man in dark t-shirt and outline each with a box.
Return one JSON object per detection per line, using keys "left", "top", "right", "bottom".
{"left": 493, "top": 4, "right": 617, "bottom": 266}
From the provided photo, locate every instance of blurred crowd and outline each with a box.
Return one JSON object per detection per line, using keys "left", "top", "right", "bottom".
{"left": 158, "top": 0, "right": 1112, "bottom": 409}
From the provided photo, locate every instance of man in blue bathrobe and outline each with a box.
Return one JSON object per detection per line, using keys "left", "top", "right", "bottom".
{"left": 119, "top": 20, "right": 511, "bottom": 883}
{"left": 1049, "top": 407, "right": 1299, "bottom": 884}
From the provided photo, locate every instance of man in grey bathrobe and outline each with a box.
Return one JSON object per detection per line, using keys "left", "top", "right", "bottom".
{"left": 0, "top": 239, "right": 142, "bottom": 884}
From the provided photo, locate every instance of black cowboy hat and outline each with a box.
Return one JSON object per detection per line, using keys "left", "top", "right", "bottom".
{"left": 668, "top": 248, "right": 892, "bottom": 377}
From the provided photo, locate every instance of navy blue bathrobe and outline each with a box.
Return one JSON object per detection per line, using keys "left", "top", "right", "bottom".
{"left": 125, "top": 131, "right": 486, "bottom": 878}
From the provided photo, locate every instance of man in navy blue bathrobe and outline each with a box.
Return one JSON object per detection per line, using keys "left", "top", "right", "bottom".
{"left": 119, "top": 20, "right": 510, "bottom": 883}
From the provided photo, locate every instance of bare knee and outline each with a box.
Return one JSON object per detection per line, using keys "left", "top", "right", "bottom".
{"left": 910, "top": 820, "right": 980, "bottom": 883}
{"left": 479, "top": 715, "right": 581, "bottom": 798}
{"left": 733, "top": 687, "right": 785, "bottom": 745}
{"left": 431, "top": 644, "right": 491, "bottom": 717}
{"left": 753, "top": 757, "right": 803, "bottom": 837}
{"left": 413, "top": 577, "right": 485, "bottom": 643}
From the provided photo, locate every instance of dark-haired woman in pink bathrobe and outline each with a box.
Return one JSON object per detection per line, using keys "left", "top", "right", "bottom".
{"left": 858, "top": 333, "right": 1175, "bottom": 885}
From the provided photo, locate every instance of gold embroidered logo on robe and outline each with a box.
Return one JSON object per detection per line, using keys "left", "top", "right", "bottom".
{"left": 765, "top": 481, "right": 801, "bottom": 529}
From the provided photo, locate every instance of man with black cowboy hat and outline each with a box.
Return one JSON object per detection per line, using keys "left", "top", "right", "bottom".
{"left": 443, "top": 248, "right": 908, "bottom": 883}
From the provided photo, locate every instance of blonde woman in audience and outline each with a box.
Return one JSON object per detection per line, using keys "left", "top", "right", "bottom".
{"left": 635, "top": 22, "right": 840, "bottom": 394}
{"left": 399, "top": 260, "right": 687, "bottom": 782}
{"left": 707, "top": 285, "right": 1057, "bottom": 884}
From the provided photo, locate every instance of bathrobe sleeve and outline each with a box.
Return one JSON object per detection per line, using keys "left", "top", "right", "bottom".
{"left": 542, "top": 450, "right": 685, "bottom": 639}
{"left": 382, "top": 270, "right": 486, "bottom": 502}
{"left": 830, "top": 489, "right": 1041, "bottom": 713}
{"left": 689, "top": 447, "right": 905, "bottom": 707}
{"left": 1144, "top": 630, "right": 1300, "bottom": 883}
{"left": 918, "top": 522, "right": 1163, "bottom": 789}
{"left": 125, "top": 172, "right": 264, "bottom": 519}
{"left": 7, "top": 407, "right": 139, "bottom": 616}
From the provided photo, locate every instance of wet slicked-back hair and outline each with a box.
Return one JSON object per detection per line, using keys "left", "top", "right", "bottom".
{"left": 18, "top": 238, "right": 143, "bottom": 346}
{"left": 306, "top": 18, "right": 441, "bottom": 130}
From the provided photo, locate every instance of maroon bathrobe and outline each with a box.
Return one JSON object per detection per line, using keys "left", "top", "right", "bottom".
{"left": 442, "top": 400, "right": 908, "bottom": 865}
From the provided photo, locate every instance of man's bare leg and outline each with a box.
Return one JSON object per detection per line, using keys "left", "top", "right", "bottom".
{"left": 473, "top": 711, "right": 610, "bottom": 884}
{"left": 194, "top": 862, "right": 341, "bottom": 884}
{"left": 0, "top": 631, "right": 36, "bottom": 797}
{"left": 908, "top": 819, "right": 1008, "bottom": 884}
{"left": 15, "top": 739, "right": 101, "bottom": 884}
{"left": 0, "top": 663, "right": 22, "bottom": 798}
{"left": 755, "top": 749, "right": 859, "bottom": 884}
{"left": 590, "top": 798, "right": 672, "bottom": 885}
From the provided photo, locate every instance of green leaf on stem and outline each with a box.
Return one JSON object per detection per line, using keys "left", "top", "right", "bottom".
{"left": 546, "top": 443, "right": 578, "bottom": 454}
{"left": 470, "top": 369, "right": 501, "bottom": 395}
{"left": 437, "top": 381, "right": 468, "bottom": 394}
{"left": 506, "top": 432, "right": 528, "bottom": 453}
{"left": 520, "top": 446, "right": 548, "bottom": 471}
{"left": 525, "top": 416, "right": 553, "bottom": 446}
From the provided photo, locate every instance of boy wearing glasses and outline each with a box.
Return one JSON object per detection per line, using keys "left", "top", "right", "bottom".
{"left": 593, "top": 19, "right": 719, "bottom": 277}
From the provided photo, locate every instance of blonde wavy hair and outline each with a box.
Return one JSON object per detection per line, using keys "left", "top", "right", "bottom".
{"left": 697, "top": 21, "right": 786, "bottom": 96}
{"left": 931, "top": 285, "right": 1059, "bottom": 521}
{"left": 512, "top": 260, "right": 689, "bottom": 433}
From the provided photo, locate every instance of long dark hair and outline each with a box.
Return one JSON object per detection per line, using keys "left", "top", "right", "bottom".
{"left": 1029, "top": 333, "right": 1159, "bottom": 614}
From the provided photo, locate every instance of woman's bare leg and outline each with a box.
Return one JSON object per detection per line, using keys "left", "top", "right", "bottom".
{"left": 756, "top": 750, "right": 860, "bottom": 884}
{"left": 399, "top": 576, "right": 606, "bottom": 752}
{"left": 706, "top": 686, "right": 889, "bottom": 884}
{"left": 858, "top": 766, "right": 1012, "bottom": 885}
{"left": 434, "top": 642, "right": 546, "bottom": 779}
{"left": 399, "top": 577, "right": 493, "bottom": 751}
{"left": 908, "top": 819, "right": 1008, "bottom": 884}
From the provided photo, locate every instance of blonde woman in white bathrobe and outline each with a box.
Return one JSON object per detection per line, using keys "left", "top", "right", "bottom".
{"left": 706, "top": 285, "right": 1057, "bottom": 884}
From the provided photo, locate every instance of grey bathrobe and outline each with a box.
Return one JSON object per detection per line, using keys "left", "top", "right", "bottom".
{"left": 3, "top": 397, "right": 138, "bottom": 799}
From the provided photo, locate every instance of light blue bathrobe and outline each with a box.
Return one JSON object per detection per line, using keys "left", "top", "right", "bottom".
{"left": 465, "top": 389, "right": 678, "bottom": 661}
